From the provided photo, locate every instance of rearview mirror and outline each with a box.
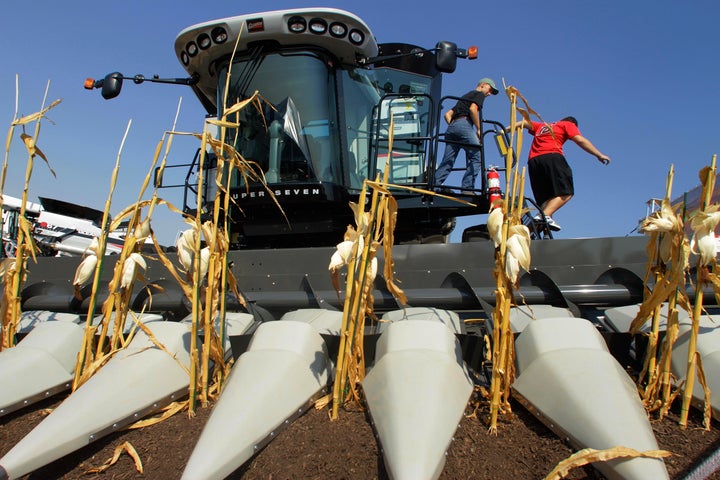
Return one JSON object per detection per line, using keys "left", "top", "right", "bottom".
{"left": 101, "top": 72, "right": 124, "bottom": 100}
{"left": 435, "top": 41, "right": 458, "bottom": 73}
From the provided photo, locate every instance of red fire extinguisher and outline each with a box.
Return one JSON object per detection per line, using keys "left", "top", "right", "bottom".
{"left": 487, "top": 167, "right": 502, "bottom": 209}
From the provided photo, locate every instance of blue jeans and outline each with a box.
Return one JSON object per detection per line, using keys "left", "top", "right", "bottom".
{"left": 435, "top": 119, "right": 481, "bottom": 190}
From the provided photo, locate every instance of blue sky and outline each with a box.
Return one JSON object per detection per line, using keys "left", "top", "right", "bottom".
{"left": 2, "top": 0, "right": 718, "bottom": 246}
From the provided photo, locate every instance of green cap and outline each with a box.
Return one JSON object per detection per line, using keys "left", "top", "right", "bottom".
{"left": 479, "top": 77, "right": 499, "bottom": 95}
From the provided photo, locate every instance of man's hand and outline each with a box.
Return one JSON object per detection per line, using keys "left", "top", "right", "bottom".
{"left": 598, "top": 155, "right": 610, "bottom": 165}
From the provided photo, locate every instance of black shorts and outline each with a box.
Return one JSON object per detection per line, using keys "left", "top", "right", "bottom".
{"left": 527, "top": 153, "right": 574, "bottom": 207}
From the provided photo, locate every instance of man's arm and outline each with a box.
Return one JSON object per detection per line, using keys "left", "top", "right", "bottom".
{"left": 504, "top": 119, "right": 531, "bottom": 132}
{"left": 444, "top": 109, "right": 454, "bottom": 125}
{"left": 469, "top": 103, "right": 481, "bottom": 136}
{"left": 571, "top": 135, "right": 611, "bottom": 165}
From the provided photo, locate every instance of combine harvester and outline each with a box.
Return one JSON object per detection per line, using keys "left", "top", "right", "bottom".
{"left": 1, "top": 194, "right": 125, "bottom": 257}
{"left": 1, "top": 7, "right": 718, "bottom": 479}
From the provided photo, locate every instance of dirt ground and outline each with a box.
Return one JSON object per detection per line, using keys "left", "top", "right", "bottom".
{"left": 2, "top": 389, "right": 720, "bottom": 480}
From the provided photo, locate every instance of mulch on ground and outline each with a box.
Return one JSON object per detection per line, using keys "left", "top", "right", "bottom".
{"left": 2, "top": 388, "right": 720, "bottom": 480}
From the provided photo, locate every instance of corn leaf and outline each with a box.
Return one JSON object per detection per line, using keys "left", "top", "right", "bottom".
{"left": 84, "top": 441, "right": 143, "bottom": 474}
{"left": 11, "top": 99, "right": 62, "bottom": 126}
{"left": 544, "top": 446, "right": 671, "bottom": 480}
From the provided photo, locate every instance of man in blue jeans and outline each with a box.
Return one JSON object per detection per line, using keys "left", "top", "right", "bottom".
{"left": 435, "top": 78, "right": 499, "bottom": 192}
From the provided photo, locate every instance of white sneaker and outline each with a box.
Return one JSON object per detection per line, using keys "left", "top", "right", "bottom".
{"left": 532, "top": 214, "right": 561, "bottom": 231}
{"left": 545, "top": 216, "right": 561, "bottom": 231}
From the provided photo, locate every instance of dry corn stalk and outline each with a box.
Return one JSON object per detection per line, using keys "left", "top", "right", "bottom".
{"left": 632, "top": 165, "right": 691, "bottom": 419}
{"left": 150, "top": 91, "right": 276, "bottom": 412}
{"left": 185, "top": 93, "right": 275, "bottom": 408}
{"left": 632, "top": 158, "right": 718, "bottom": 429}
{"left": 139, "top": 25, "right": 273, "bottom": 412}
{"left": 73, "top": 101, "right": 184, "bottom": 389}
{"left": 71, "top": 120, "right": 135, "bottom": 388}
{"left": 487, "top": 85, "right": 532, "bottom": 433}
{"left": 327, "top": 172, "right": 463, "bottom": 419}
{"left": 329, "top": 151, "right": 385, "bottom": 418}
{"left": 0, "top": 79, "right": 60, "bottom": 350}
{"left": 329, "top": 198, "right": 376, "bottom": 418}
{"left": 329, "top": 116, "right": 412, "bottom": 420}
{"left": 680, "top": 156, "right": 718, "bottom": 428}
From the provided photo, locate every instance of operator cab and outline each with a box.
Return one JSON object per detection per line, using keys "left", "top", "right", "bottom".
{"left": 89, "top": 8, "right": 510, "bottom": 248}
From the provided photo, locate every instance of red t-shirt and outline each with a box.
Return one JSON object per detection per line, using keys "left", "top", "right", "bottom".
{"left": 528, "top": 120, "right": 580, "bottom": 159}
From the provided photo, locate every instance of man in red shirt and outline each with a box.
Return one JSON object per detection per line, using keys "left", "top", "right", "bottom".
{"left": 513, "top": 116, "right": 610, "bottom": 231}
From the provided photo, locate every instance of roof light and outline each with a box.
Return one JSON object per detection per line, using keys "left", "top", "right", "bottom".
{"left": 348, "top": 29, "right": 364, "bottom": 45}
{"left": 329, "top": 22, "right": 347, "bottom": 38}
{"left": 186, "top": 41, "right": 198, "bottom": 57}
{"left": 287, "top": 16, "right": 306, "bottom": 33}
{"left": 308, "top": 18, "right": 327, "bottom": 35}
{"left": 180, "top": 51, "right": 190, "bottom": 66}
{"left": 211, "top": 26, "right": 228, "bottom": 44}
{"left": 247, "top": 18, "right": 264, "bottom": 32}
{"left": 197, "top": 33, "right": 211, "bottom": 50}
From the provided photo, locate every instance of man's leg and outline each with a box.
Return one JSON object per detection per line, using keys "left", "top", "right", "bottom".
{"left": 541, "top": 195, "right": 573, "bottom": 217}
{"left": 456, "top": 121, "right": 481, "bottom": 190}
{"left": 461, "top": 146, "right": 481, "bottom": 190}
{"left": 435, "top": 143, "right": 459, "bottom": 186}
